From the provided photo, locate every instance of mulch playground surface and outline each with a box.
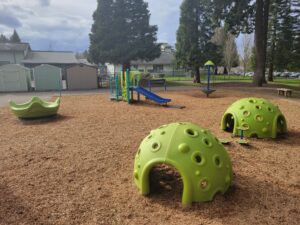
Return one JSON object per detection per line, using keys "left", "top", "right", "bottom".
{"left": 0, "top": 88, "right": 299, "bottom": 225}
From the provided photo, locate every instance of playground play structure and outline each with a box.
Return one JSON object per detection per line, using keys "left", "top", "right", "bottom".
{"left": 201, "top": 60, "right": 216, "bottom": 97}
{"left": 134, "top": 122, "right": 233, "bottom": 206}
{"left": 221, "top": 97, "right": 287, "bottom": 138}
{"left": 110, "top": 69, "right": 171, "bottom": 105}
{"left": 9, "top": 96, "right": 61, "bottom": 119}
{"left": 133, "top": 98, "right": 288, "bottom": 205}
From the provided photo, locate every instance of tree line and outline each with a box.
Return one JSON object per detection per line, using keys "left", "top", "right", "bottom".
{"left": 87, "top": 0, "right": 300, "bottom": 86}
{"left": 0, "top": 30, "right": 21, "bottom": 43}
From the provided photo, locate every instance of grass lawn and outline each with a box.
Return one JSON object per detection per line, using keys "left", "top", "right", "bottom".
{"left": 271, "top": 78, "right": 300, "bottom": 87}
{"left": 162, "top": 75, "right": 299, "bottom": 88}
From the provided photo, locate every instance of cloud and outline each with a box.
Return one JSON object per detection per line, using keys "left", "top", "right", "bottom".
{"left": 0, "top": 0, "right": 182, "bottom": 51}
{"left": 39, "top": 0, "right": 51, "bottom": 7}
{"left": 0, "top": 10, "right": 22, "bottom": 28}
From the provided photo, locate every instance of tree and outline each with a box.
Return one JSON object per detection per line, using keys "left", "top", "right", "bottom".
{"left": 291, "top": 0, "right": 300, "bottom": 70}
{"left": 176, "top": 0, "right": 221, "bottom": 83}
{"left": 10, "top": 29, "right": 21, "bottom": 43}
{"left": 211, "top": 27, "right": 239, "bottom": 73}
{"left": 211, "top": 0, "right": 271, "bottom": 86}
{"left": 89, "top": 0, "right": 160, "bottom": 71}
{"left": 223, "top": 33, "right": 239, "bottom": 73}
{"left": 0, "top": 34, "right": 9, "bottom": 43}
{"left": 267, "top": 0, "right": 299, "bottom": 78}
{"left": 241, "top": 34, "right": 253, "bottom": 76}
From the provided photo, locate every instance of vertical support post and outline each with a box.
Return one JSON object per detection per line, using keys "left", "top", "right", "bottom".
{"left": 126, "top": 69, "right": 130, "bottom": 104}
{"left": 207, "top": 66, "right": 211, "bottom": 91}
{"left": 241, "top": 130, "right": 244, "bottom": 140}
{"left": 109, "top": 76, "right": 113, "bottom": 95}
{"left": 116, "top": 74, "right": 119, "bottom": 101}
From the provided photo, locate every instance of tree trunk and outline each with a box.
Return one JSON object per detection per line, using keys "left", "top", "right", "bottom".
{"left": 122, "top": 62, "right": 131, "bottom": 73}
{"left": 262, "top": 0, "right": 270, "bottom": 84}
{"left": 193, "top": 66, "right": 201, "bottom": 83}
{"left": 253, "top": 0, "right": 265, "bottom": 87}
{"left": 268, "top": 62, "right": 274, "bottom": 82}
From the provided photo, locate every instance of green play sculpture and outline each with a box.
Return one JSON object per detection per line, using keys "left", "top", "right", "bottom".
{"left": 133, "top": 122, "right": 233, "bottom": 206}
{"left": 9, "top": 96, "right": 61, "bottom": 119}
{"left": 221, "top": 97, "right": 287, "bottom": 138}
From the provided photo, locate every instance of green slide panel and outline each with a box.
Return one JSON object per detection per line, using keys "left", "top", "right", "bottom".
{"left": 9, "top": 96, "right": 61, "bottom": 119}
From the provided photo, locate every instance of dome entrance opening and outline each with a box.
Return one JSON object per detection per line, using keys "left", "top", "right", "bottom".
{"left": 276, "top": 115, "right": 286, "bottom": 136}
{"left": 224, "top": 113, "right": 235, "bottom": 132}
{"left": 149, "top": 164, "right": 183, "bottom": 202}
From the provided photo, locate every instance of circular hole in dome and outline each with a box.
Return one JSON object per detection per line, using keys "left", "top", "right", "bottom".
{"left": 268, "top": 107, "right": 274, "bottom": 112}
{"left": 200, "top": 179, "right": 208, "bottom": 189}
{"left": 138, "top": 148, "right": 141, "bottom": 155}
{"left": 185, "top": 128, "right": 198, "bottom": 137}
{"left": 242, "top": 123, "right": 250, "bottom": 129}
{"left": 161, "top": 131, "right": 166, "bottom": 135}
{"left": 256, "top": 115, "right": 263, "bottom": 122}
{"left": 249, "top": 99, "right": 255, "bottom": 103}
{"left": 195, "top": 155, "right": 202, "bottom": 163}
{"left": 187, "top": 129, "right": 194, "bottom": 135}
{"left": 256, "top": 105, "right": 262, "bottom": 110}
{"left": 203, "top": 138, "right": 212, "bottom": 147}
{"left": 148, "top": 135, "right": 152, "bottom": 139}
{"left": 152, "top": 142, "right": 159, "bottom": 150}
{"left": 243, "top": 111, "right": 250, "bottom": 117}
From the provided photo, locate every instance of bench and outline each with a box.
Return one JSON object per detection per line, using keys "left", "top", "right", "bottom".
{"left": 148, "top": 79, "right": 167, "bottom": 91}
{"left": 277, "top": 88, "right": 292, "bottom": 97}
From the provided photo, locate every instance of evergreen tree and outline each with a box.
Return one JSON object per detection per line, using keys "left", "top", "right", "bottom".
{"left": 0, "top": 34, "right": 9, "bottom": 43}
{"left": 211, "top": 0, "right": 271, "bottom": 87}
{"left": 273, "top": 0, "right": 294, "bottom": 71}
{"left": 176, "top": 0, "right": 221, "bottom": 83}
{"left": 89, "top": 0, "right": 160, "bottom": 70}
{"left": 291, "top": 0, "right": 300, "bottom": 70}
{"left": 267, "top": 0, "right": 299, "bottom": 76}
{"left": 10, "top": 29, "right": 21, "bottom": 43}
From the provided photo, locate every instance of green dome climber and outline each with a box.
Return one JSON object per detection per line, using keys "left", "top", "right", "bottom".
{"left": 221, "top": 97, "right": 287, "bottom": 138}
{"left": 133, "top": 122, "right": 233, "bottom": 206}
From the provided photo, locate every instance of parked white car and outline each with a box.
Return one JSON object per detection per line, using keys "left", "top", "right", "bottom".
{"left": 245, "top": 72, "right": 254, "bottom": 76}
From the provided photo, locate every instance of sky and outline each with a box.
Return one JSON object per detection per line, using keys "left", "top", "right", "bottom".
{"left": 0, "top": 0, "right": 182, "bottom": 52}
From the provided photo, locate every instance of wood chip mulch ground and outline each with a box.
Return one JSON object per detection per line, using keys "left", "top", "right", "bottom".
{"left": 0, "top": 88, "right": 299, "bottom": 225}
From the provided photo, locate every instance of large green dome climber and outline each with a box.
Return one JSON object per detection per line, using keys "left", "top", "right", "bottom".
{"left": 133, "top": 122, "right": 233, "bottom": 206}
{"left": 221, "top": 97, "right": 287, "bottom": 138}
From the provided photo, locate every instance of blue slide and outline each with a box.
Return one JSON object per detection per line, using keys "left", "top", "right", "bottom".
{"left": 131, "top": 87, "right": 171, "bottom": 104}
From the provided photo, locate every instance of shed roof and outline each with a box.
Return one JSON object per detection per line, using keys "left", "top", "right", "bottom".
{"left": 131, "top": 51, "right": 174, "bottom": 65}
{"left": 0, "top": 64, "right": 30, "bottom": 71}
{"left": 0, "top": 43, "right": 30, "bottom": 52}
{"left": 23, "top": 51, "right": 78, "bottom": 64}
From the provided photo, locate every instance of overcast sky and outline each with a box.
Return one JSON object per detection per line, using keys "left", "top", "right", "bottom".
{"left": 0, "top": 0, "right": 182, "bottom": 52}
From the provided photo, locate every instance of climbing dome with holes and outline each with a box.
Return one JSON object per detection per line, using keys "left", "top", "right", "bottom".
{"left": 133, "top": 122, "right": 233, "bottom": 206}
{"left": 221, "top": 97, "right": 287, "bottom": 138}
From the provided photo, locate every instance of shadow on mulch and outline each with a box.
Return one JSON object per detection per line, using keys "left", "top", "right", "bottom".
{"left": 145, "top": 164, "right": 299, "bottom": 223}
{"left": 0, "top": 183, "right": 50, "bottom": 225}
{"left": 19, "top": 114, "right": 73, "bottom": 125}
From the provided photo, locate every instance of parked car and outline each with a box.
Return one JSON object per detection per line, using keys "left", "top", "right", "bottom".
{"left": 290, "top": 72, "right": 300, "bottom": 78}
{"left": 273, "top": 72, "right": 281, "bottom": 77}
{"left": 245, "top": 72, "right": 254, "bottom": 76}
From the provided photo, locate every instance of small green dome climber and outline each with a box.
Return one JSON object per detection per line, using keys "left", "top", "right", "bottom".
{"left": 221, "top": 97, "right": 287, "bottom": 138}
{"left": 133, "top": 122, "right": 233, "bottom": 206}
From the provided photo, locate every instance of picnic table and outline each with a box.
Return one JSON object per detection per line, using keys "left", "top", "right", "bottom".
{"left": 277, "top": 88, "right": 292, "bottom": 97}
{"left": 148, "top": 79, "right": 167, "bottom": 91}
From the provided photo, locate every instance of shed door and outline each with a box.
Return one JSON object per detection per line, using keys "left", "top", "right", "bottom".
{"left": 2, "top": 71, "right": 23, "bottom": 91}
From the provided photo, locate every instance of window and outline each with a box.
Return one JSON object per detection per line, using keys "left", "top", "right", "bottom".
{"left": 153, "top": 65, "right": 164, "bottom": 72}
